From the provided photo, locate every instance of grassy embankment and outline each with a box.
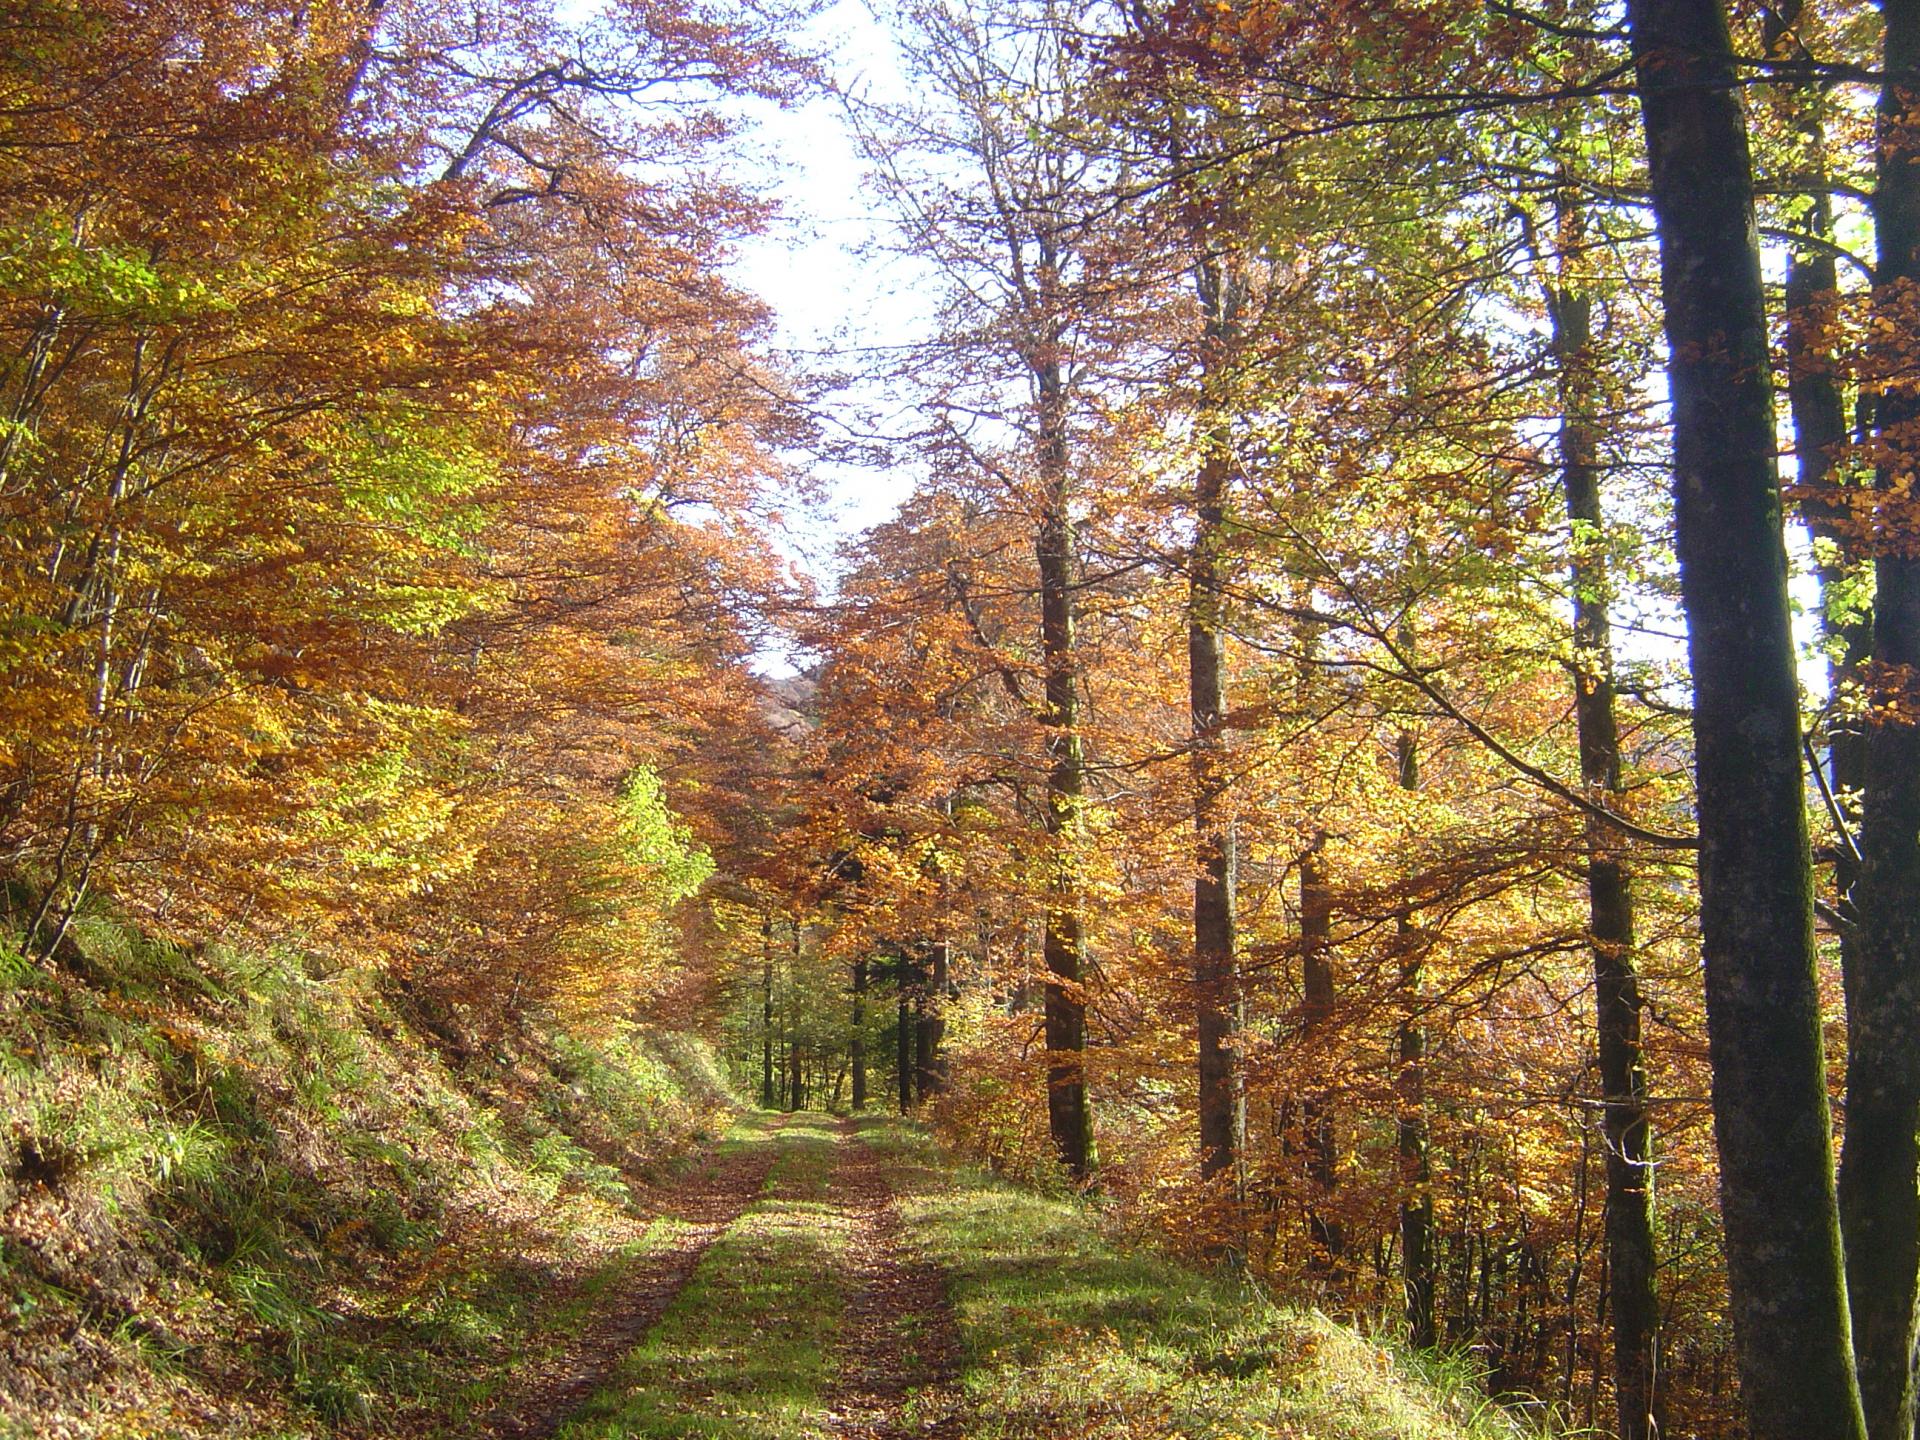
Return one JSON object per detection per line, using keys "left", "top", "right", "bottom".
{"left": 0, "top": 902, "right": 735, "bottom": 1440}
{"left": 863, "top": 1119, "right": 1549, "bottom": 1440}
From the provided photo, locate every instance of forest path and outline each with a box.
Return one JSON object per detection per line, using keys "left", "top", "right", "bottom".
{"left": 821, "top": 1117, "right": 963, "bottom": 1437}
{"left": 475, "top": 1116, "right": 788, "bottom": 1440}
{"left": 540, "top": 1112, "right": 963, "bottom": 1440}
{"left": 478, "top": 1114, "right": 1490, "bottom": 1440}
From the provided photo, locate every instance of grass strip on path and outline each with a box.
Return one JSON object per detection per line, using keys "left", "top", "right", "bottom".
{"left": 853, "top": 1118, "right": 1542, "bottom": 1440}
{"left": 465, "top": 1120, "right": 786, "bottom": 1440}
{"left": 556, "top": 1114, "right": 851, "bottom": 1440}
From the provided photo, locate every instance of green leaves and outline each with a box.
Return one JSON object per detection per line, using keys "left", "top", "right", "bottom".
{"left": 615, "top": 764, "right": 717, "bottom": 907}
{"left": 0, "top": 213, "right": 218, "bottom": 319}
{"left": 331, "top": 405, "right": 497, "bottom": 554}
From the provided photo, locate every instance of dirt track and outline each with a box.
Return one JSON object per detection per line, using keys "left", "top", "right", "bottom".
{"left": 472, "top": 1115, "right": 963, "bottom": 1439}
{"left": 823, "top": 1119, "right": 963, "bottom": 1438}
{"left": 475, "top": 1122, "right": 785, "bottom": 1440}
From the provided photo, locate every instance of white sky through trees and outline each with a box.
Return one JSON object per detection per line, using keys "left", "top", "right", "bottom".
{"left": 718, "top": 0, "right": 1838, "bottom": 700}
{"left": 728, "top": 0, "right": 935, "bottom": 580}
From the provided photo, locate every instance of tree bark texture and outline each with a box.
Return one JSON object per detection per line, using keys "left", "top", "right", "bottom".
{"left": 1300, "top": 832, "right": 1342, "bottom": 1271}
{"left": 1393, "top": 729, "right": 1435, "bottom": 1350}
{"left": 1626, "top": 2, "right": 1866, "bottom": 1434}
{"left": 1842, "top": 7, "right": 1920, "bottom": 1436}
{"left": 1036, "top": 330, "right": 1093, "bottom": 1181}
{"left": 1190, "top": 298, "right": 1243, "bottom": 1186}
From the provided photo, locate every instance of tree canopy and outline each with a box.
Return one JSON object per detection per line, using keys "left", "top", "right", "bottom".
{"left": 5, "top": 2, "right": 1919, "bottom": 1438}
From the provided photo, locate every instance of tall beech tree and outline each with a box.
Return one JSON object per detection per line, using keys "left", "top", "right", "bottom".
{"left": 1549, "top": 228, "right": 1661, "bottom": 1440}
{"left": 1505, "top": 156, "right": 1669, "bottom": 1437}
{"left": 1842, "top": 4, "right": 1920, "bottom": 1435}
{"left": 1626, "top": 1, "right": 1865, "bottom": 1435}
{"left": 1390, "top": 723, "right": 1434, "bottom": 1351}
{"left": 1189, "top": 250, "right": 1246, "bottom": 1188}
{"left": 845, "top": 0, "right": 1173, "bottom": 1177}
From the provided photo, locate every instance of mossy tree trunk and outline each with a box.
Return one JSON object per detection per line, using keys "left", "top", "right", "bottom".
{"left": 1190, "top": 252, "right": 1245, "bottom": 1195}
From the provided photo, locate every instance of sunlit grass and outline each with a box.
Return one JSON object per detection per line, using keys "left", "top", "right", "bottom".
{"left": 855, "top": 1119, "right": 1544, "bottom": 1440}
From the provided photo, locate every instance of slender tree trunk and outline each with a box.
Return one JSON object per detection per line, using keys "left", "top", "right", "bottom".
{"left": 918, "top": 939, "right": 949, "bottom": 1095}
{"left": 1191, "top": 255, "right": 1245, "bottom": 1192}
{"left": 1766, "top": 0, "right": 1865, "bottom": 934}
{"left": 852, "top": 957, "right": 868, "bottom": 1112}
{"left": 1035, "top": 322, "right": 1093, "bottom": 1180}
{"left": 761, "top": 922, "right": 776, "bottom": 1110}
{"left": 790, "top": 921, "right": 806, "bottom": 1112}
{"left": 1300, "top": 831, "right": 1342, "bottom": 1271}
{"left": 1547, "top": 235, "right": 1662, "bottom": 1440}
{"left": 1842, "top": 9, "right": 1920, "bottom": 1437}
{"left": 913, "top": 985, "right": 930, "bottom": 1101}
{"left": 1626, "top": 3, "right": 1865, "bottom": 1434}
{"left": 897, "top": 982, "right": 912, "bottom": 1115}
{"left": 1773, "top": 50, "right": 1869, "bottom": 923}
{"left": 1759, "top": 18, "right": 1895, "bottom": 1418}
{"left": 1393, "top": 728, "right": 1435, "bottom": 1350}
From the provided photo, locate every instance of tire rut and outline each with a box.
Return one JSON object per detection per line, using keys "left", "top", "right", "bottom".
{"left": 823, "top": 1119, "right": 964, "bottom": 1439}
{"left": 472, "top": 1118, "right": 785, "bottom": 1440}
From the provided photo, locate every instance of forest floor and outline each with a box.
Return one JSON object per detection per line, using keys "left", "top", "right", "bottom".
{"left": 524, "top": 1114, "right": 1531, "bottom": 1440}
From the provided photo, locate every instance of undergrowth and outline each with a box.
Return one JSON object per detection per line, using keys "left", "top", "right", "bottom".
{"left": 0, "top": 902, "right": 735, "bottom": 1440}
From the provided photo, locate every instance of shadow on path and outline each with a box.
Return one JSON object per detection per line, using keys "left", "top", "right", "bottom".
{"left": 473, "top": 1116, "right": 788, "bottom": 1440}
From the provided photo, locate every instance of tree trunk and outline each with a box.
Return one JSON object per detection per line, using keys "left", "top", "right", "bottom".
{"left": 897, "top": 980, "right": 912, "bottom": 1115}
{"left": 917, "top": 939, "right": 949, "bottom": 1096}
{"left": 1760, "top": 15, "right": 1895, "bottom": 1419}
{"left": 1626, "top": 3, "right": 1865, "bottom": 1435}
{"left": 1191, "top": 254, "right": 1245, "bottom": 1192}
{"left": 1300, "top": 831, "right": 1342, "bottom": 1271}
{"left": 852, "top": 957, "right": 868, "bottom": 1112}
{"left": 1035, "top": 323, "right": 1093, "bottom": 1180}
{"left": 1393, "top": 728, "right": 1435, "bottom": 1350}
{"left": 913, "top": 984, "right": 930, "bottom": 1101}
{"left": 1841, "top": 7, "right": 1920, "bottom": 1436}
{"left": 1548, "top": 238, "right": 1662, "bottom": 1440}
{"left": 1767, "top": 0, "right": 1869, "bottom": 968}
{"left": 1766, "top": 0, "right": 1866, "bottom": 939}
{"left": 761, "top": 917, "right": 776, "bottom": 1110}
